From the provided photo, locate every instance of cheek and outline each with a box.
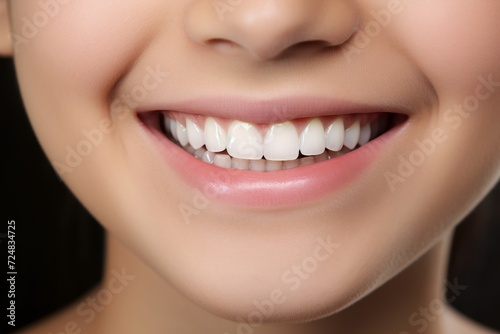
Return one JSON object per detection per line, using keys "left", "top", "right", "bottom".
{"left": 393, "top": 0, "right": 500, "bottom": 95}
{"left": 12, "top": 1, "right": 163, "bottom": 100}
{"left": 10, "top": 1, "right": 168, "bottom": 171}
{"left": 396, "top": 1, "right": 500, "bottom": 161}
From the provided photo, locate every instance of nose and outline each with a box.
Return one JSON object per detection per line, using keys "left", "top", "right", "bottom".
{"left": 184, "top": 0, "right": 359, "bottom": 61}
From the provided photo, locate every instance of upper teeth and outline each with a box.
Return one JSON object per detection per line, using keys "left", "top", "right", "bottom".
{"left": 164, "top": 116, "right": 373, "bottom": 162}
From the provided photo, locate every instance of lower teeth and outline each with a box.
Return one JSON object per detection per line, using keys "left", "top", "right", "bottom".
{"left": 177, "top": 143, "right": 356, "bottom": 171}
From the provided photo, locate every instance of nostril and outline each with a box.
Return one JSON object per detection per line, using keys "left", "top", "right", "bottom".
{"left": 185, "top": 0, "right": 360, "bottom": 61}
{"left": 207, "top": 38, "right": 241, "bottom": 50}
{"left": 205, "top": 38, "right": 245, "bottom": 55}
{"left": 295, "top": 40, "right": 336, "bottom": 50}
{"left": 279, "top": 40, "right": 337, "bottom": 58}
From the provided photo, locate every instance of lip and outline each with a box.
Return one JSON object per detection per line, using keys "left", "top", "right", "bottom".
{"left": 137, "top": 96, "right": 410, "bottom": 124}
{"left": 137, "top": 97, "right": 406, "bottom": 208}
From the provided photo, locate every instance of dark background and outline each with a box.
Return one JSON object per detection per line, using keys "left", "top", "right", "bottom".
{"left": 2, "top": 56, "right": 499, "bottom": 333}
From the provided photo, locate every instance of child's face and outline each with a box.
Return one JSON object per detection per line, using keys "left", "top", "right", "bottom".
{"left": 7, "top": 0, "right": 500, "bottom": 321}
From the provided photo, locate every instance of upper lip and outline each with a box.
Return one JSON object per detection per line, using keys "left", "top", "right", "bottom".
{"left": 136, "top": 96, "right": 408, "bottom": 124}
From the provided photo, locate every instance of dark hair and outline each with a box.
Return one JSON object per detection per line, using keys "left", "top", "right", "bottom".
{"left": 2, "top": 57, "right": 499, "bottom": 333}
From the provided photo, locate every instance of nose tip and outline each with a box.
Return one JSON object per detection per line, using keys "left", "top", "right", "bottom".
{"left": 185, "top": 0, "right": 359, "bottom": 61}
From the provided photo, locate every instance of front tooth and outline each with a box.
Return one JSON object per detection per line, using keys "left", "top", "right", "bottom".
{"left": 227, "top": 121, "right": 263, "bottom": 160}
{"left": 214, "top": 154, "right": 232, "bottom": 168}
{"left": 176, "top": 122, "right": 189, "bottom": 146}
{"left": 263, "top": 122, "right": 299, "bottom": 161}
{"left": 204, "top": 118, "right": 226, "bottom": 153}
{"left": 358, "top": 123, "right": 371, "bottom": 146}
{"left": 300, "top": 119, "right": 325, "bottom": 156}
{"left": 325, "top": 118, "right": 344, "bottom": 151}
{"left": 344, "top": 121, "right": 360, "bottom": 149}
{"left": 186, "top": 119, "right": 205, "bottom": 150}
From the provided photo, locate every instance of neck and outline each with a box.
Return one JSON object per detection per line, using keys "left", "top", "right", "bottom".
{"left": 91, "top": 231, "right": 456, "bottom": 334}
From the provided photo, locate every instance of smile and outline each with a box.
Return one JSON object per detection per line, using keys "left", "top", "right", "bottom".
{"left": 161, "top": 113, "right": 389, "bottom": 171}
{"left": 138, "top": 97, "right": 407, "bottom": 207}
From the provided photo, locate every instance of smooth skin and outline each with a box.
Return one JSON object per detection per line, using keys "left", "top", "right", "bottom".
{"left": 2, "top": 1, "right": 500, "bottom": 333}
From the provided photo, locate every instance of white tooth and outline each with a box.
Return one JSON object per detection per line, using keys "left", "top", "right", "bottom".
{"left": 214, "top": 154, "right": 232, "bottom": 168}
{"left": 176, "top": 122, "right": 189, "bottom": 146}
{"left": 300, "top": 119, "right": 325, "bottom": 156}
{"left": 283, "top": 160, "right": 300, "bottom": 170}
{"left": 232, "top": 158, "right": 249, "bottom": 170}
{"left": 163, "top": 116, "right": 171, "bottom": 135}
{"left": 299, "top": 157, "right": 315, "bottom": 166}
{"left": 263, "top": 122, "right": 299, "bottom": 161}
{"left": 185, "top": 145, "right": 196, "bottom": 155}
{"left": 204, "top": 118, "right": 227, "bottom": 153}
{"left": 186, "top": 119, "right": 205, "bottom": 150}
{"left": 249, "top": 160, "right": 266, "bottom": 172}
{"left": 325, "top": 118, "right": 344, "bottom": 151}
{"left": 344, "top": 121, "right": 360, "bottom": 149}
{"left": 227, "top": 121, "right": 263, "bottom": 160}
{"left": 358, "top": 123, "right": 371, "bottom": 146}
{"left": 170, "top": 119, "right": 178, "bottom": 140}
{"left": 202, "top": 151, "right": 215, "bottom": 164}
{"left": 194, "top": 148, "right": 205, "bottom": 159}
{"left": 266, "top": 161, "right": 283, "bottom": 171}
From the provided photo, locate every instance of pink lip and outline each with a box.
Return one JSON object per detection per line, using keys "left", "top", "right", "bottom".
{"left": 137, "top": 96, "right": 410, "bottom": 123}
{"left": 138, "top": 98, "right": 405, "bottom": 208}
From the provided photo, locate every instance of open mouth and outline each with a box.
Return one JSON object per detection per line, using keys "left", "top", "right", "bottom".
{"left": 143, "top": 111, "right": 399, "bottom": 172}
{"left": 137, "top": 98, "right": 407, "bottom": 207}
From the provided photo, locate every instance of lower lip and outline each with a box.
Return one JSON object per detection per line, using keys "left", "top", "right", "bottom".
{"left": 143, "top": 120, "right": 400, "bottom": 208}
